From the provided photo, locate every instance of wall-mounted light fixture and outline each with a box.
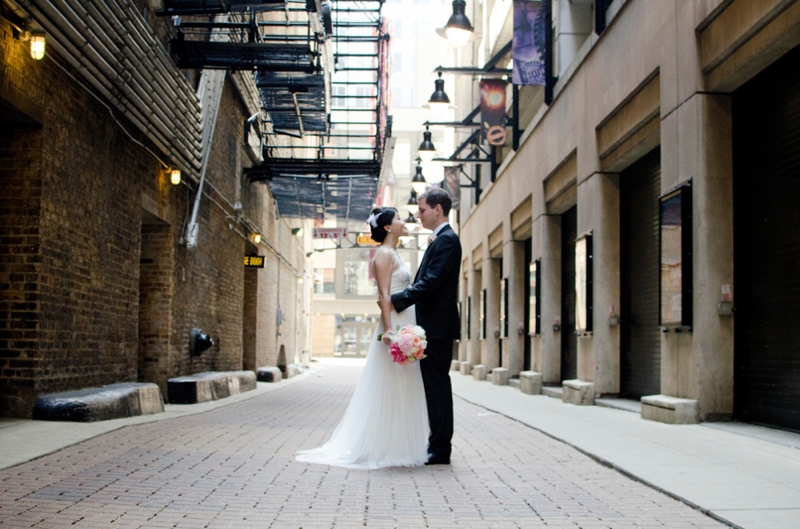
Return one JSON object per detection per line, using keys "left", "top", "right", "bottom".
{"left": 407, "top": 189, "right": 419, "bottom": 215}
{"left": 425, "top": 73, "right": 453, "bottom": 115}
{"left": 411, "top": 163, "right": 428, "bottom": 194}
{"left": 170, "top": 168, "right": 182, "bottom": 185}
{"left": 29, "top": 31, "right": 45, "bottom": 60}
{"left": 291, "top": 227, "right": 304, "bottom": 237}
{"left": 436, "top": 0, "right": 479, "bottom": 48}
{"left": 418, "top": 126, "right": 436, "bottom": 163}
{"left": 248, "top": 232, "right": 262, "bottom": 245}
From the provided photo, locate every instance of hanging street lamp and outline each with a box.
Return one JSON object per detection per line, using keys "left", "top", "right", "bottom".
{"left": 418, "top": 126, "right": 437, "bottom": 163}
{"left": 436, "top": 0, "right": 480, "bottom": 49}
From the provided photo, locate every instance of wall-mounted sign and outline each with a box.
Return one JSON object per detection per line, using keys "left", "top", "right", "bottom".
{"left": 480, "top": 79, "right": 508, "bottom": 146}
{"left": 575, "top": 234, "right": 593, "bottom": 332}
{"left": 312, "top": 227, "right": 348, "bottom": 239}
{"left": 357, "top": 233, "right": 379, "bottom": 246}
{"left": 244, "top": 255, "right": 265, "bottom": 268}
{"left": 513, "top": 0, "right": 548, "bottom": 86}
{"left": 660, "top": 183, "right": 693, "bottom": 327}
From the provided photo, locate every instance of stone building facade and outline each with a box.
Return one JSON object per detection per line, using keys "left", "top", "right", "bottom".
{"left": 455, "top": 0, "right": 800, "bottom": 429}
{"left": 0, "top": 1, "right": 308, "bottom": 417}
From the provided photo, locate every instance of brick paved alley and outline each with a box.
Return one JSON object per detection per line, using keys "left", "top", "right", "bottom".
{"left": 0, "top": 363, "right": 727, "bottom": 529}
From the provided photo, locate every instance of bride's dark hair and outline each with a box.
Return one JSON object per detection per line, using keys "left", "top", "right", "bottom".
{"left": 368, "top": 207, "right": 397, "bottom": 243}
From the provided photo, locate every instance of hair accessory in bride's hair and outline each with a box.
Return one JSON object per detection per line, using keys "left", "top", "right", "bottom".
{"left": 366, "top": 213, "right": 379, "bottom": 228}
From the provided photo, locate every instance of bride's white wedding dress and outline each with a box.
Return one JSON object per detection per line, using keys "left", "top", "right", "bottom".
{"left": 296, "top": 250, "right": 429, "bottom": 469}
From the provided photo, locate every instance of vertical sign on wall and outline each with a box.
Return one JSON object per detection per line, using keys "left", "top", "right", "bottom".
{"left": 500, "top": 277, "right": 507, "bottom": 338}
{"left": 480, "top": 79, "right": 507, "bottom": 146}
{"left": 575, "top": 234, "right": 593, "bottom": 332}
{"left": 512, "top": 0, "right": 547, "bottom": 86}
{"left": 466, "top": 295, "right": 472, "bottom": 340}
{"left": 529, "top": 259, "right": 540, "bottom": 335}
{"left": 659, "top": 184, "right": 693, "bottom": 327}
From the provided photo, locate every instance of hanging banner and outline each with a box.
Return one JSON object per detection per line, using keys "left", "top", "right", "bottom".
{"left": 439, "top": 166, "right": 461, "bottom": 210}
{"left": 512, "top": 0, "right": 547, "bottom": 86}
{"left": 480, "top": 79, "right": 507, "bottom": 146}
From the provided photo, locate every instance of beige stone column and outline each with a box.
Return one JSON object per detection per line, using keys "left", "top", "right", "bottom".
{"left": 468, "top": 266, "right": 482, "bottom": 368}
{"left": 538, "top": 215, "right": 562, "bottom": 384}
{"left": 483, "top": 257, "right": 501, "bottom": 371}
{"left": 660, "top": 93, "right": 734, "bottom": 419}
{"left": 578, "top": 172, "right": 621, "bottom": 395}
{"left": 505, "top": 240, "right": 526, "bottom": 376}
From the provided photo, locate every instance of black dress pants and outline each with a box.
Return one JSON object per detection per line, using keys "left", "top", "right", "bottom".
{"left": 420, "top": 338, "right": 454, "bottom": 459}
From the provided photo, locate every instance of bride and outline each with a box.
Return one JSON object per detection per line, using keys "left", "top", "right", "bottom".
{"left": 296, "top": 207, "right": 429, "bottom": 469}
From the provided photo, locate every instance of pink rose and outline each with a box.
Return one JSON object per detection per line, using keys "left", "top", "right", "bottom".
{"left": 390, "top": 343, "right": 406, "bottom": 364}
{"left": 397, "top": 333, "right": 415, "bottom": 353}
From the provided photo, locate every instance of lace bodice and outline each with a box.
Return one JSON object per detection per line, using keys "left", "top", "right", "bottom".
{"left": 389, "top": 250, "right": 412, "bottom": 295}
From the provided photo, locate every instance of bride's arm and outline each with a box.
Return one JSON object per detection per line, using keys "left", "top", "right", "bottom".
{"left": 373, "top": 249, "right": 394, "bottom": 343}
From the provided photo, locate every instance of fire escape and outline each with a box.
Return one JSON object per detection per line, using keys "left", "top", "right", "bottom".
{"left": 159, "top": 0, "right": 390, "bottom": 222}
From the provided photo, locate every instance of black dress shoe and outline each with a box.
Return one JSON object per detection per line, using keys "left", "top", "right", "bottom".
{"left": 425, "top": 455, "right": 450, "bottom": 465}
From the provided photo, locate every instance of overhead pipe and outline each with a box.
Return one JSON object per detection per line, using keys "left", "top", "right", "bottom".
{"left": 18, "top": 0, "right": 204, "bottom": 173}
{"left": 70, "top": 0, "right": 200, "bottom": 151}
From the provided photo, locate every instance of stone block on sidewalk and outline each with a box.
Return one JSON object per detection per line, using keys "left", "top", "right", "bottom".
{"left": 284, "top": 364, "right": 300, "bottom": 379}
{"left": 257, "top": 366, "right": 283, "bottom": 383}
{"left": 450, "top": 360, "right": 460, "bottom": 371}
{"left": 562, "top": 379, "right": 595, "bottom": 405}
{"left": 519, "top": 371, "right": 542, "bottom": 395}
{"left": 641, "top": 394, "right": 699, "bottom": 424}
{"left": 491, "top": 367, "right": 509, "bottom": 385}
{"left": 472, "top": 364, "right": 487, "bottom": 381}
{"left": 459, "top": 361, "right": 472, "bottom": 375}
{"left": 32, "top": 383, "right": 164, "bottom": 422}
{"left": 168, "top": 371, "right": 256, "bottom": 404}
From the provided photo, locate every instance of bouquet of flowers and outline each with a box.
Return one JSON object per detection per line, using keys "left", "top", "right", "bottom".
{"left": 380, "top": 325, "right": 428, "bottom": 365}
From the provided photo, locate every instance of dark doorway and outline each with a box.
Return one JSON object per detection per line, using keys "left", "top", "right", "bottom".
{"left": 138, "top": 213, "right": 173, "bottom": 397}
{"left": 733, "top": 44, "right": 800, "bottom": 431}
{"left": 620, "top": 148, "right": 661, "bottom": 399}
{"left": 560, "top": 206, "right": 577, "bottom": 381}
{"left": 242, "top": 241, "right": 259, "bottom": 371}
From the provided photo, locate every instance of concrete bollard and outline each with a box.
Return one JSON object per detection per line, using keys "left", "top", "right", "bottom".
{"left": 519, "top": 371, "right": 542, "bottom": 395}
{"left": 460, "top": 361, "right": 473, "bottom": 375}
{"left": 472, "top": 364, "right": 487, "bottom": 381}
{"left": 562, "top": 379, "right": 595, "bottom": 405}
{"left": 491, "top": 367, "right": 509, "bottom": 385}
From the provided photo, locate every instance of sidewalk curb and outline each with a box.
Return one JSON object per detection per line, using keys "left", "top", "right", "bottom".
{"left": 454, "top": 392, "right": 744, "bottom": 529}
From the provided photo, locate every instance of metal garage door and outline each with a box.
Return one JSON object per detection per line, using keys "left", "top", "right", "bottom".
{"left": 733, "top": 45, "right": 800, "bottom": 431}
{"left": 620, "top": 148, "right": 661, "bottom": 399}
{"left": 561, "top": 206, "right": 577, "bottom": 381}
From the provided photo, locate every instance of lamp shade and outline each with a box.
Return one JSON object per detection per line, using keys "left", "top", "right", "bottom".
{"left": 405, "top": 211, "right": 417, "bottom": 224}
{"left": 436, "top": 0, "right": 479, "bottom": 48}
{"left": 407, "top": 189, "right": 419, "bottom": 215}
{"left": 411, "top": 164, "right": 428, "bottom": 195}
{"left": 30, "top": 33, "right": 45, "bottom": 60}
{"left": 427, "top": 77, "right": 451, "bottom": 114}
{"left": 418, "top": 128, "right": 436, "bottom": 163}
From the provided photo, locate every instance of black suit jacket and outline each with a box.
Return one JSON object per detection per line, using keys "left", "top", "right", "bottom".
{"left": 392, "top": 224, "right": 462, "bottom": 341}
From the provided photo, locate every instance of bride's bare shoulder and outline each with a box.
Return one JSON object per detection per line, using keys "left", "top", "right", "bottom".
{"left": 372, "top": 247, "right": 395, "bottom": 271}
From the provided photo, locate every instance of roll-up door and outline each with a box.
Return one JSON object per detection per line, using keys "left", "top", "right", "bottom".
{"left": 561, "top": 206, "right": 578, "bottom": 381}
{"left": 733, "top": 45, "right": 800, "bottom": 431}
{"left": 620, "top": 148, "right": 661, "bottom": 399}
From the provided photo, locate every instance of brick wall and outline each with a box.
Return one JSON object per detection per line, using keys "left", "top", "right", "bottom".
{"left": 0, "top": 129, "right": 43, "bottom": 417}
{"left": 310, "top": 314, "right": 336, "bottom": 357}
{"left": 0, "top": 20, "right": 309, "bottom": 416}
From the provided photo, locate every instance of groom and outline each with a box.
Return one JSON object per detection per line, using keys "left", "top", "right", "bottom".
{"left": 392, "top": 187, "right": 462, "bottom": 465}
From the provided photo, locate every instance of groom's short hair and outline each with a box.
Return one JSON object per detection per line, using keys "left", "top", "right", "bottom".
{"left": 420, "top": 187, "right": 452, "bottom": 216}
